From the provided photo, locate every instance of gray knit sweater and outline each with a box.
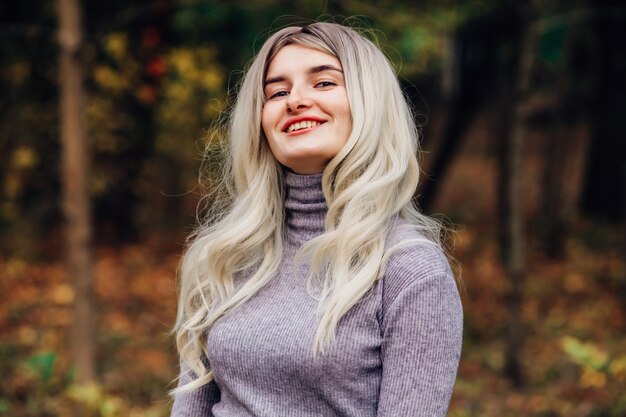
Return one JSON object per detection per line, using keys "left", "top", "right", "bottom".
{"left": 171, "top": 172, "right": 463, "bottom": 417}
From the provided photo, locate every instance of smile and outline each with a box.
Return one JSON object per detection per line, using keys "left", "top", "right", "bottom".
{"left": 286, "top": 120, "right": 323, "bottom": 133}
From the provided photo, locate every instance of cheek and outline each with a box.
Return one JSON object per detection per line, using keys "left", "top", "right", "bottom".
{"left": 335, "top": 93, "right": 352, "bottom": 132}
{"left": 261, "top": 108, "right": 269, "bottom": 135}
{"left": 339, "top": 105, "right": 352, "bottom": 137}
{"left": 261, "top": 108, "right": 280, "bottom": 156}
{"left": 261, "top": 104, "right": 282, "bottom": 136}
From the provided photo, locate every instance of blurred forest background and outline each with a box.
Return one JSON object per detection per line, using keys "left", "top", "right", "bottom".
{"left": 1, "top": 0, "right": 625, "bottom": 416}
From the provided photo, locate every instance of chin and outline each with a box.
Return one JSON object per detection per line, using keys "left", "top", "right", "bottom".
{"left": 282, "top": 159, "right": 326, "bottom": 175}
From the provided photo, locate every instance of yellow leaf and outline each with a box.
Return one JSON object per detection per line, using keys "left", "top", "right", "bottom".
{"left": 51, "top": 284, "right": 74, "bottom": 305}
{"left": 18, "top": 326, "right": 38, "bottom": 345}
{"left": 12, "top": 146, "right": 38, "bottom": 169}
{"left": 609, "top": 355, "right": 626, "bottom": 377}
{"left": 580, "top": 367, "right": 607, "bottom": 388}
{"left": 105, "top": 33, "right": 128, "bottom": 60}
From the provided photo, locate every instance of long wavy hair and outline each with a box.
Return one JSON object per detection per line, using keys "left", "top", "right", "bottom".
{"left": 173, "top": 21, "right": 442, "bottom": 393}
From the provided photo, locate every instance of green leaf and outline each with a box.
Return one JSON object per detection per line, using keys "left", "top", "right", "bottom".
{"left": 0, "top": 398, "right": 10, "bottom": 413}
{"left": 538, "top": 25, "right": 569, "bottom": 65}
{"left": 25, "top": 351, "right": 57, "bottom": 385}
{"left": 561, "top": 336, "right": 608, "bottom": 371}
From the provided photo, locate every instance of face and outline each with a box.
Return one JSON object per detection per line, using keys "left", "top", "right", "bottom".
{"left": 261, "top": 44, "right": 352, "bottom": 174}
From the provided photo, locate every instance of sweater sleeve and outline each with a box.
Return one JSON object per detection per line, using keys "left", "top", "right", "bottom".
{"left": 170, "top": 361, "right": 221, "bottom": 417}
{"left": 377, "top": 270, "right": 463, "bottom": 417}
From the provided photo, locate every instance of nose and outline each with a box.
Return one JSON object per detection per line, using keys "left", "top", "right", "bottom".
{"left": 286, "top": 86, "right": 312, "bottom": 113}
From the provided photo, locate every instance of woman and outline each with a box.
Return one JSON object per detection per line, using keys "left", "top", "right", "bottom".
{"left": 171, "top": 22, "right": 462, "bottom": 416}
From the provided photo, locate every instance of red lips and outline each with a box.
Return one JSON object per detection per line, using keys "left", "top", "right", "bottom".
{"left": 282, "top": 116, "right": 326, "bottom": 132}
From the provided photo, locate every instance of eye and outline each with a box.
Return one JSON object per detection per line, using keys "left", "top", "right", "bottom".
{"left": 267, "top": 90, "right": 288, "bottom": 100}
{"left": 315, "top": 81, "right": 336, "bottom": 88}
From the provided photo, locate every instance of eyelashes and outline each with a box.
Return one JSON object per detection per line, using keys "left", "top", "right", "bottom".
{"left": 265, "top": 80, "right": 339, "bottom": 100}
{"left": 269, "top": 90, "right": 288, "bottom": 99}
{"left": 315, "top": 81, "right": 336, "bottom": 88}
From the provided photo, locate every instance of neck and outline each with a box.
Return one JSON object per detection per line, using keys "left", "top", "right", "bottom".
{"left": 283, "top": 170, "right": 327, "bottom": 245}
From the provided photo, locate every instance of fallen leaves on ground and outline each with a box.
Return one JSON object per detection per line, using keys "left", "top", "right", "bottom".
{"left": 0, "top": 223, "right": 624, "bottom": 416}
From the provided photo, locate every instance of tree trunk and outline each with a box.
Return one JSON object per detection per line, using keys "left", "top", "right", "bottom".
{"left": 58, "top": 0, "right": 96, "bottom": 384}
{"left": 580, "top": 3, "right": 626, "bottom": 222}
{"left": 503, "top": 17, "right": 537, "bottom": 389}
{"left": 541, "top": 109, "right": 567, "bottom": 259}
{"left": 417, "top": 28, "right": 477, "bottom": 212}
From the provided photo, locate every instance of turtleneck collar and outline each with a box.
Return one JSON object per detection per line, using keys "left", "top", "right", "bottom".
{"left": 283, "top": 170, "right": 327, "bottom": 245}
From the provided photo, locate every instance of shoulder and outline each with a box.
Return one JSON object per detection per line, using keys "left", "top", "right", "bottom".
{"left": 380, "top": 217, "right": 455, "bottom": 306}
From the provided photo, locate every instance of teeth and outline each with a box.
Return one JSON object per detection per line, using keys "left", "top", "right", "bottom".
{"left": 288, "top": 120, "right": 321, "bottom": 133}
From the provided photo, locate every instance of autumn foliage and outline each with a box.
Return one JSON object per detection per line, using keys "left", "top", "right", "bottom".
{"left": 1, "top": 152, "right": 624, "bottom": 416}
{"left": 1, "top": 1, "right": 625, "bottom": 416}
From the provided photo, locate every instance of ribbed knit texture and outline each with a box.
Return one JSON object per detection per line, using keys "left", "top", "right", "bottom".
{"left": 171, "top": 171, "right": 463, "bottom": 417}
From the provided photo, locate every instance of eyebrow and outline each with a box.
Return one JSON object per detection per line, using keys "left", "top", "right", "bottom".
{"left": 264, "top": 64, "right": 343, "bottom": 86}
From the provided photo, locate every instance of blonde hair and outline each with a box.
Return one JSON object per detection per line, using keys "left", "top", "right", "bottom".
{"left": 173, "top": 21, "right": 442, "bottom": 393}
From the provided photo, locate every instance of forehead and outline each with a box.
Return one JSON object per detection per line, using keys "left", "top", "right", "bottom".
{"left": 265, "top": 44, "right": 342, "bottom": 76}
